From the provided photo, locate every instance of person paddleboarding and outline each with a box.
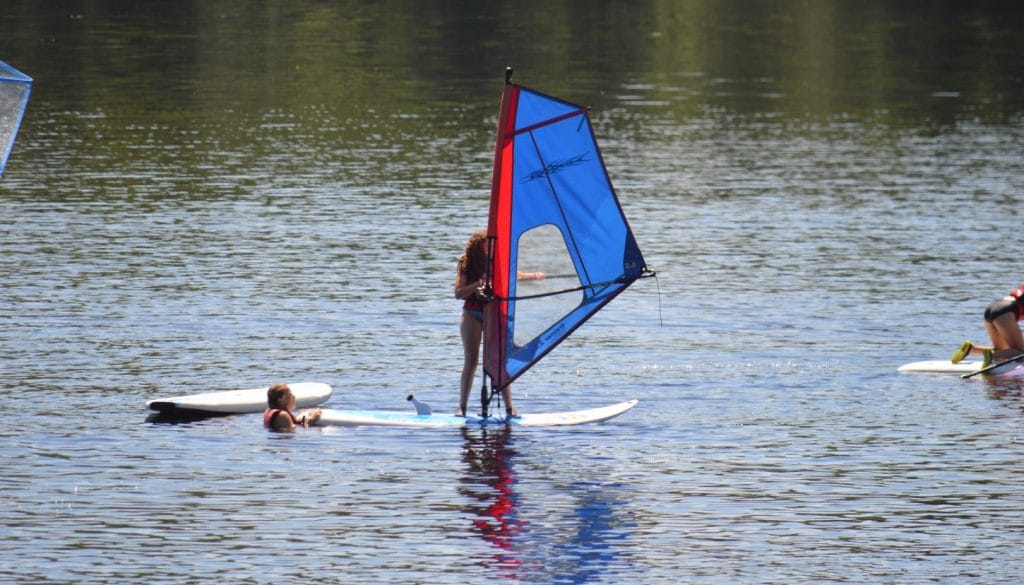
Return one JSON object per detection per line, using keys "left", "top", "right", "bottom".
{"left": 951, "top": 283, "right": 1024, "bottom": 368}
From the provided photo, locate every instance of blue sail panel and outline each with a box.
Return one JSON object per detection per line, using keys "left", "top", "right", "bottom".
{"left": 0, "top": 60, "right": 32, "bottom": 178}
{"left": 513, "top": 89, "right": 581, "bottom": 132}
{"left": 484, "top": 83, "right": 647, "bottom": 390}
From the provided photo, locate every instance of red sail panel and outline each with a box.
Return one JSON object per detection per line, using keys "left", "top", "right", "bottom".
{"left": 484, "top": 83, "right": 519, "bottom": 391}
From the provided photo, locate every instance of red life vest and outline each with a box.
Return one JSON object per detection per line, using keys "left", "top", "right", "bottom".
{"left": 1010, "top": 284, "right": 1024, "bottom": 320}
{"left": 263, "top": 408, "right": 301, "bottom": 428}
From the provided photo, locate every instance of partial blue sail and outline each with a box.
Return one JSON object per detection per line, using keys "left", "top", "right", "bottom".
{"left": 0, "top": 60, "right": 32, "bottom": 178}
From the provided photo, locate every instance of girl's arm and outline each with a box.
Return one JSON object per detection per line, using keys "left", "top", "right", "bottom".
{"left": 298, "top": 408, "right": 322, "bottom": 426}
{"left": 454, "top": 273, "right": 483, "bottom": 299}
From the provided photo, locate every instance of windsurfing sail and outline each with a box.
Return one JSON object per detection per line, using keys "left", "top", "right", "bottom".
{"left": 0, "top": 60, "right": 32, "bottom": 179}
{"left": 482, "top": 69, "right": 652, "bottom": 404}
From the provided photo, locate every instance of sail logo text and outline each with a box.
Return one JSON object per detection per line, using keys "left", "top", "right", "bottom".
{"left": 523, "top": 153, "right": 587, "bottom": 183}
{"left": 542, "top": 321, "right": 567, "bottom": 343}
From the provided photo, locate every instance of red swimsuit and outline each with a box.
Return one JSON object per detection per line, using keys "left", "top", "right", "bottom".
{"left": 459, "top": 272, "right": 486, "bottom": 313}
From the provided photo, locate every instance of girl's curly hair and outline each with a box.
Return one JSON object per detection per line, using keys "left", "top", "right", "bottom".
{"left": 457, "top": 229, "right": 488, "bottom": 282}
{"left": 267, "top": 383, "right": 292, "bottom": 409}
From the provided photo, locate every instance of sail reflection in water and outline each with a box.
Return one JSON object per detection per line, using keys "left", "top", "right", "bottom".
{"left": 458, "top": 427, "right": 636, "bottom": 581}
{"left": 460, "top": 427, "right": 523, "bottom": 575}
{"left": 553, "top": 481, "right": 637, "bottom": 582}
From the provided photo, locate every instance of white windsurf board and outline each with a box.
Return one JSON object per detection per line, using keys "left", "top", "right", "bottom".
{"left": 315, "top": 399, "right": 638, "bottom": 428}
{"left": 147, "top": 382, "right": 332, "bottom": 414}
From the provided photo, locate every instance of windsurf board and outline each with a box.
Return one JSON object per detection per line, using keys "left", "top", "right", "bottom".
{"left": 315, "top": 399, "right": 638, "bottom": 428}
{"left": 147, "top": 382, "right": 332, "bottom": 414}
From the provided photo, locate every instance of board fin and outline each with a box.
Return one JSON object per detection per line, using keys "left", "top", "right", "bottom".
{"left": 407, "top": 394, "right": 432, "bottom": 415}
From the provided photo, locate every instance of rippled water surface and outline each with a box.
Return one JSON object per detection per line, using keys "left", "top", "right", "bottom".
{"left": 3, "top": 2, "right": 1024, "bottom": 583}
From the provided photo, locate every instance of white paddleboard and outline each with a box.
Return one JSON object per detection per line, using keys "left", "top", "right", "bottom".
{"left": 898, "top": 360, "right": 1024, "bottom": 377}
{"left": 315, "top": 399, "right": 638, "bottom": 428}
{"left": 147, "top": 382, "right": 332, "bottom": 414}
{"left": 898, "top": 360, "right": 981, "bottom": 374}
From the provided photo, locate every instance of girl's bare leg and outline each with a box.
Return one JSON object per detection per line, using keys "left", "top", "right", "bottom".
{"left": 502, "top": 384, "right": 515, "bottom": 416}
{"left": 459, "top": 312, "right": 482, "bottom": 415}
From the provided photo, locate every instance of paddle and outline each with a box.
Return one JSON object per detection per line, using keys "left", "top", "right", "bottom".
{"left": 960, "top": 353, "right": 1024, "bottom": 379}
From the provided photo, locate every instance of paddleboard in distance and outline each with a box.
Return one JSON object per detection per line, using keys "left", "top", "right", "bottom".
{"left": 315, "top": 399, "right": 639, "bottom": 428}
{"left": 898, "top": 360, "right": 1024, "bottom": 377}
{"left": 147, "top": 382, "right": 332, "bottom": 414}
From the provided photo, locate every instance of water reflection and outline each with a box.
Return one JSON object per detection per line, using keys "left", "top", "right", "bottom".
{"left": 144, "top": 410, "right": 229, "bottom": 424}
{"left": 459, "top": 427, "right": 637, "bottom": 582}
{"left": 983, "top": 377, "right": 1024, "bottom": 406}
{"left": 460, "top": 426, "right": 522, "bottom": 576}
{"left": 554, "top": 481, "right": 635, "bottom": 584}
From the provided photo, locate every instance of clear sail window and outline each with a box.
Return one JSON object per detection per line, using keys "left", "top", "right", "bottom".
{"left": 512, "top": 224, "right": 583, "bottom": 347}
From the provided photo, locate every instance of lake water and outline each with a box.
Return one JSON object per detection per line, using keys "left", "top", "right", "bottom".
{"left": 2, "top": 2, "right": 1024, "bottom": 583}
